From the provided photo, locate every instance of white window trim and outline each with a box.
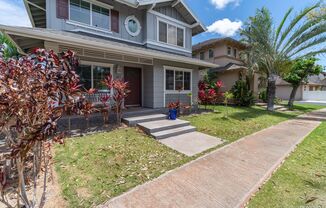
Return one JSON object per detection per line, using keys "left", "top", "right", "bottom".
{"left": 125, "top": 15, "right": 142, "bottom": 37}
{"left": 79, "top": 60, "right": 114, "bottom": 94}
{"left": 163, "top": 66, "right": 192, "bottom": 93}
{"left": 68, "top": 0, "right": 112, "bottom": 32}
{"left": 157, "top": 17, "right": 186, "bottom": 49}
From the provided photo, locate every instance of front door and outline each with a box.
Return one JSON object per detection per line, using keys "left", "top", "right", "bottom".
{"left": 124, "top": 67, "right": 141, "bottom": 106}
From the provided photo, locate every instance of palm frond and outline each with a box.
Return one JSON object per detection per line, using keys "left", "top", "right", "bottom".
{"left": 274, "top": 8, "right": 293, "bottom": 47}
{"left": 295, "top": 48, "right": 326, "bottom": 59}
{"left": 276, "top": 3, "right": 320, "bottom": 51}
{"left": 280, "top": 13, "right": 326, "bottom": 52}
{"left": 289, "top": 36, "right": 326, "bottom": 58}
{"left": 282, "top": 23, "right": 326, "bottom": 55}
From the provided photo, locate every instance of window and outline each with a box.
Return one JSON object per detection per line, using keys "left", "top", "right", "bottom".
{"left": 76, "top": 65, "right": 92, "bottom": 90}
{"left": 70, "top": 0, "right": 110, "bottom": 30}
{"left": 125, "top": 15, "right": 141, "bottom": 36}
{"left": 165, "top": 68, "right": 191, "bottom": 91}
{"left": 92, "top": 5, "right": 110, "bottom": 29}
{"left": 227, "top": 47, "right": 232, "bottom": 55}
{"left": 165, "top": 70, "right": 174, "bottom": 90}
{"left": 76, "top": 64, "right": 112, "bottom": 91}
{"left": 158, "top": 20, "right": 185, "bottom": 47}
{"left": 70, "top": 0, "right": 90, "bottom": 25}
{"left": 93, "top": 66, "right": 111, "bottom": 90}
{"left": 209, "top": 49, "right": 214, "bottom": 58}
{"left": 233, "top": 48, "right": 237, "bottom": 58}
{"left": 200, "top": 52, "right": 205, "bottom": 60}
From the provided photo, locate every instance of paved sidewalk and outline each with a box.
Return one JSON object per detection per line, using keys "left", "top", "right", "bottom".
{"left": 99, "top": 109, "right": 326, "bottom": 208}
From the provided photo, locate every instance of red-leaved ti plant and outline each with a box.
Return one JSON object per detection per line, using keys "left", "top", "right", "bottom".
{"left": 197, "top": 80, "right": 224, "bottom": 109}
{"left": 0, "top": 47, "right": 94, "bottom": 207}
{"left": 103, "top": 74, "right": 130, "bottom": 125}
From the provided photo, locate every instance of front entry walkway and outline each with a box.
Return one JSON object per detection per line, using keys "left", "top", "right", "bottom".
{"left": 99, "top": 109, "right": 326, "bottom": 208}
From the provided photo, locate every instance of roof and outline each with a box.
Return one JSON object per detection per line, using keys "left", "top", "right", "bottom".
{"left": 210, "top": 63, "right": 247, "bottom": 73}
{"left": 276, "top": 75, "right": 326, "bottom": 86}
{"left": 23, "top": 0, "right": 206, "bottom": 36}
{"left": 0, "top": 25, "right": 217, "bottom": 68}
{"left": 192, "top": 37, "right": 247, "bottom": 52}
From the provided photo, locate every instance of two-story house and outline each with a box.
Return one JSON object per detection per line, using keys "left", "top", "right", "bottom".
{"left": 192, "top": 37, "right": 259, "bottom": 94}
{"left": 0, "top": 0, "right": 216, "bottom": 109}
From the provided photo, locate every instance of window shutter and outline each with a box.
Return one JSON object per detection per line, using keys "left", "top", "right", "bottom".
{"left": 56, "top": 0, "right": 69, "bottom": 19}
{"left": 111, "top": 10, "right": 119, "bottom": 33}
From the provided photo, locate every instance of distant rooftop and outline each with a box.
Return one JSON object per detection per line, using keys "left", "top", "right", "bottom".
{"left": 192, "top": 37, "right": 247, "bottom": 52}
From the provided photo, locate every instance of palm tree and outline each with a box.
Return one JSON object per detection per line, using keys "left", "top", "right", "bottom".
{"left": 241, "top": 3, "right": 326, "bottom": 111}
{"left": 0, "top": 32, "right": 19, "bottom": 59}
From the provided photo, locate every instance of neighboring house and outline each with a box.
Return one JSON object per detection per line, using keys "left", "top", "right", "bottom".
{"left": 192, "top": 37, "right": 259, "bottom": 94}
{"left": 276, "top": 73, "right": 326, "bottom": 101}
{"left": 0, "top": 0, "right": 216, "bottom": 109}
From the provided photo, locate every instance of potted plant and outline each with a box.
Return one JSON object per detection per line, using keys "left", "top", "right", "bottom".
{"left": 167, "top": 101, "right": 180, "bottom": 120}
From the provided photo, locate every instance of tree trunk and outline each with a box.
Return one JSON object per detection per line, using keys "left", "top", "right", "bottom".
{"left": 288, "top": 85, "right": 299, "bottom": 110}
{"left": 267, "top": 75, "right": 276, "bottom": 111}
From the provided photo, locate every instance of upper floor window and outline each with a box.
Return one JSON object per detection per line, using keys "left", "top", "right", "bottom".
{"left": 158, "top": 20, "right": 185, "bottom": 48}
{"left": 227, "top": 47, "right": 232, "bottom": 56}
{"left": 233, "top": 48, "right": 237, "bottom": 58}
{"left": 125, "top": 15, "right": 141, "bottom": 36}
{"left": 70, "top": 0, "right": 110, "bottom": 30}
{"left": 209, "top": 49, "right": 214, "bottom": 58}
{"left": 200, "top": 52, "right": 205, "bottom": 60}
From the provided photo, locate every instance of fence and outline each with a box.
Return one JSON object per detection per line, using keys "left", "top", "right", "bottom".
{"left": 303, "top": 91, "right": 326, "bottom": 101}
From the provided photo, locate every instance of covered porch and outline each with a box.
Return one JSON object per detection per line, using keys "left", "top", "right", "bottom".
{"left": 0, "top": 25, "right": 217, "bottom": 110}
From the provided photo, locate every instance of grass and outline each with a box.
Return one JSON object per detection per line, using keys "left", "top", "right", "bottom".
{"left": 182, "top": 104, "right": 324, "bottom": 143}
{"left": 248, "top": 121, "right": 326, "bottom": 208}
{"left": 55, "top": 103, "right": 325, "bottom": 207}
{"left": 54, "top": 128, "right": 190, "bottom": 208}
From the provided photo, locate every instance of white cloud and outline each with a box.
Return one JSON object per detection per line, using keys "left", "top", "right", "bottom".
{"left": 210, "top": 0, "right": 240, "bottom": 9}
{"left": 0, "top": 0, "right": 31, "bottom": 27}
{"left": 207, "top": 18, "right": 242, "bottom": 37}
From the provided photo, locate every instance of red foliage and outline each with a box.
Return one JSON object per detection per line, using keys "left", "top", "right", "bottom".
{"left": 167, "top": 101, "right": 180, "bottom": 110}
{"left": 103, "top": 74, "right": 130, "bottom": 124}
{"left": 0, "top": 48, "right": 94, "bottom": 206}
{"left": 197, "top": 80, "right": 224, "bottom": 108}
{"left": 215, "top": 80, "right": 224, "bottom": 88}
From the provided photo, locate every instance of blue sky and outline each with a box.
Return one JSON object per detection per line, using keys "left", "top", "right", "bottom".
{"left": 0, "top": 0, "right": 324, "bottom": 66}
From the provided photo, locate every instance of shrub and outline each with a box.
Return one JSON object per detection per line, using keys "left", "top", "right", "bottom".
{"left": 198, "top": 80, "right": 223, "bottom": 109}
{"left": 231, "top": 80, "right": 255, "bottom": 106}
{"left": 0, "top": 48, "right": 93, "bottom": 207}
{"left": 259, "top": 90, "right": 267, "bottom": 102}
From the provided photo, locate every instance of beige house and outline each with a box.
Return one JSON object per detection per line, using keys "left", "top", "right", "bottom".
{"left": 276, "top": 74, "right": 326, "bottom": 101}
{"left": 192, "top": 37, "right": 259, "bottom": 93}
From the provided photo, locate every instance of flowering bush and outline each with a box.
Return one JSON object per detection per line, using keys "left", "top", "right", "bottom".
{"left": 0, "top": 48, "right": 93, "bottom": 207}
{"left": 198, "top": 80, "right": 223, "bottom": 109}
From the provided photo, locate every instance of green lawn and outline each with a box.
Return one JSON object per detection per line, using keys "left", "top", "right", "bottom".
{"left": 248, "top": 121, "right": 326, "bottom": 208}
{"left": 55, "top": 103, "right": 324, "bottom": 207}
{"left": 182, "top": 104, "right": 324, "bottom": 143}
{"left": 54, "top": 128, "right": 190, "bottom": 208}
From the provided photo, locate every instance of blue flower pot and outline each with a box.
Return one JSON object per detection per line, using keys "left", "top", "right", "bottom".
{"left": 169, "top": 109, "right": 177, "bottom": 120}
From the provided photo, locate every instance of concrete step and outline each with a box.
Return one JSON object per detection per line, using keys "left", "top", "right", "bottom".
{"left": 152, "top": 126, "right": 197, "bottom": 140}
{"left": 122, "top": 114, "right": 167, "bottom": 127}
{"left": 122, "top": 108, "right": 163, "bottom": 118}
{"left": 138, "top": 119, "right": 190, "bottom": 134}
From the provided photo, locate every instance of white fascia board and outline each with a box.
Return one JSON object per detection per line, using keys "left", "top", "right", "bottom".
{"left": 0, "top": 25, "right": 217, "bottom": 68}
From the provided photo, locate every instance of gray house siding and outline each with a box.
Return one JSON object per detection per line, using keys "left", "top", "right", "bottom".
{"left": 152, "top": 59, "right": 200, "bottom": 108}
{"left": 143, "top": 65, "right": 154, "bottom": 108}
{"left": 46, "top": 0, "right": 145, "bottom": 44}
{"left": 145, "top": 12, "right": 192, "bottom": 57}
{"left": 153, "top": 6, "right": 187, "bottom": 23}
